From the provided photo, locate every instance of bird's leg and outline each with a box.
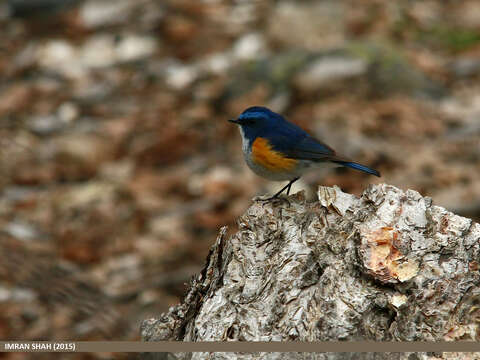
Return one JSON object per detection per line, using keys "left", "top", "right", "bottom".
{"left": 286, "top": 178, "right": 295, "bottom": 195}
{"left": 257, "top": 177, "right": 300, "bottom": 201}
{"left": 274, "top": 177, "right": 299, "bottom": 198}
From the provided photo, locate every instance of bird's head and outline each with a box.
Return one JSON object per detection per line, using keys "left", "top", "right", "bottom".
{"left": 229, "top": 106, "right": 281, "bottom": 142}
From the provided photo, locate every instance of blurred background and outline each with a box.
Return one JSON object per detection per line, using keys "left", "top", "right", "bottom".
{"left": 1, "top": 0, "right": 480, "bottom": 358}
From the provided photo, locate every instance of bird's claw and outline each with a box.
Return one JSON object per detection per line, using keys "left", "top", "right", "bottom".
{"left": 253, "top": 195, "right": 290, "bottom": 206}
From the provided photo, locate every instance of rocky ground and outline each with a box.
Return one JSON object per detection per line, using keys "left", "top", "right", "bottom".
{"left": 0, "top": 0, "right": 480, "bottom": 359}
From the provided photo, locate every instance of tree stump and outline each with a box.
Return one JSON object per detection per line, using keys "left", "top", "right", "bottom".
{"left": 141, "top": 184, "right": 480, "bottom": 360}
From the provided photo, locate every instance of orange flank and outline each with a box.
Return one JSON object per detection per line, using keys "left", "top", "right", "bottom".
{"left": 251, "top": 137, "right": 298, "bottom": 172}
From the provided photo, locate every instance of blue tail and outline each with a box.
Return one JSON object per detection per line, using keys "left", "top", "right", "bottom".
{"left": 333, "top": 161, "right": 380, "bottom": 177}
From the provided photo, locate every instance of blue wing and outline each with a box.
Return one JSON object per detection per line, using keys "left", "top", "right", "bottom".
{"left": 264, "top": 120, "right": 337, "bottom": 161}
{"left": 265, "top": 121, "right": 380, "bottom": 177}
{"left": 283, "top": 135, "right": 337, "bottom": 160}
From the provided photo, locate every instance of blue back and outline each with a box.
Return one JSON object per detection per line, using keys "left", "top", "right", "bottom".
{"left": 238, "top": 106, "right": 335, "bottom": 159}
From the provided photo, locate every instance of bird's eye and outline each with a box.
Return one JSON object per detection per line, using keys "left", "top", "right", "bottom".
{"left": 242, "top": 118, "right": 256, "bottom": 125}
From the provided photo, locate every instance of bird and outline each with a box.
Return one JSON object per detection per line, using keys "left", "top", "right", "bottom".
{"left": 229, "top": 106, "right": 380, "bottom": 200}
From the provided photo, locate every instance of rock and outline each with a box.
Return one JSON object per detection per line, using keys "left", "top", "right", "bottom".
{"left": 232, "top": 33, "right": 267, "bottom": 61}
{"left": 36, "top": 34, "right": 158, "bottom": 78}
{"left": 350, "top": 43, "right": 447, "bottom": 99}
{"left": 81, "top": 34, "right": 157, "bottom": 67}
{"left": 220, "top": 51, "right": 311, "bottom": 107}
{"left": 200, "top": 53, "right": 231, "bottom": 75}
{"left": 79, "top": 35, "right": 118, "bottom": 68}
{"left": 28, "top": 115, "right": 65, "bottom": 136}
{"left": 450, "top": 57, "right": 480, "bottom": 78}
{"left": 163, "top": 61, "right": 198, "bottom": 90}
{"left": 294, "top": 56, "right": 367, "bottom": 92}
{"left": 57, "top": 102, "right": 78, "bottom": 123}
{"left": 115, "top": 34, "right": 158, "bottom": 62}
{"left": 4, "top": 221, "right": 38, "bottom": 241}
{"left": 79, "top": 0, "right": 136, "bottom": 29}
{"left": 36, "top": 40, "right": 82, "bottom": 78}
{"left": 267, "top": 1, "right": 346, "bottom": 50}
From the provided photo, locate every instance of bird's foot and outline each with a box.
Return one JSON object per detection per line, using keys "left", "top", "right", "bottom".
{"left": 253, "top": 195, "right": 272, "bottom": 202}
{"left": 253, "top": 194, "right": 290, "bottom": 205}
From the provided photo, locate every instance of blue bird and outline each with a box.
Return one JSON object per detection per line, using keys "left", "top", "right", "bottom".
{"left": 229, "top": 106, "right": 380, "bottom": 199}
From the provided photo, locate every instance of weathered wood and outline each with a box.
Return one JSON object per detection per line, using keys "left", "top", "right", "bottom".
{"left": 141, "top": 184, "right": 480, "bottom": 360}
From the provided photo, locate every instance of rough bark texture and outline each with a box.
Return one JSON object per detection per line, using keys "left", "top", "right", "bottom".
{"left": 141, "top": 184, "right": 480, "bottom": 360}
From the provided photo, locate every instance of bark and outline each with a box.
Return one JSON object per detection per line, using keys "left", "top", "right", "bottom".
{"left": 141, "top": 184, "right": 480, "bottom": 360}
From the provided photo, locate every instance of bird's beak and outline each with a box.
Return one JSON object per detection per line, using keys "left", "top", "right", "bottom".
{"left": 228, "top": 119, "right": 240, "bottom": 124}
